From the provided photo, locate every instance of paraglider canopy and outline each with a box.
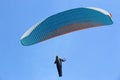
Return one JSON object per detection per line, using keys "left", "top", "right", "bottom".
{"left": 20, "top": 7, "right": 113, "bottom": 46}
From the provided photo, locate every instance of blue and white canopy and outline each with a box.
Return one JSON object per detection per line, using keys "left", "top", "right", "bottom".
{"left": 20, "top": 7, "right": 113, "bottom": 46}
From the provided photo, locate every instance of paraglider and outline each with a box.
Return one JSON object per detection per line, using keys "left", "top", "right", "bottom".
{"left": 20, "top": 7, "right": 113, "bottom": 77}
{"left": 20, "top": 7, "right": 113, "bottom": 46}
{"left": 54, "top": 56, "right": 66, "bottom": 77}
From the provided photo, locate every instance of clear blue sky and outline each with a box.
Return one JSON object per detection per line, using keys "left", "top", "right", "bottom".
{"left": 0, "top": 0, "right": 120, "bottom": 80}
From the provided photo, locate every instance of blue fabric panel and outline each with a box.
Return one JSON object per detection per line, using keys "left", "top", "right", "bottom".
{"left": 21, "top": 7, "right": 113, "bottom": 46}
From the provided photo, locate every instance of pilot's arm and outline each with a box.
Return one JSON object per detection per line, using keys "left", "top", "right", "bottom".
{"left": 60, "top": 58, "right": 66, "bottom": 62}
{"left": 54, "top": 60, "right": 57, "bottom": 64}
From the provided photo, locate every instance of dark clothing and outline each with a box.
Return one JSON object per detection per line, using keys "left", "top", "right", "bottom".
{"left": 54, "top": 56, "right": 65, "bottom": 77}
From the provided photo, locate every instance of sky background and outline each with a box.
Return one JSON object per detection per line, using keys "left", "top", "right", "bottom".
{"left": 0, "top": 0, "right": 120, "bottom": 80}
